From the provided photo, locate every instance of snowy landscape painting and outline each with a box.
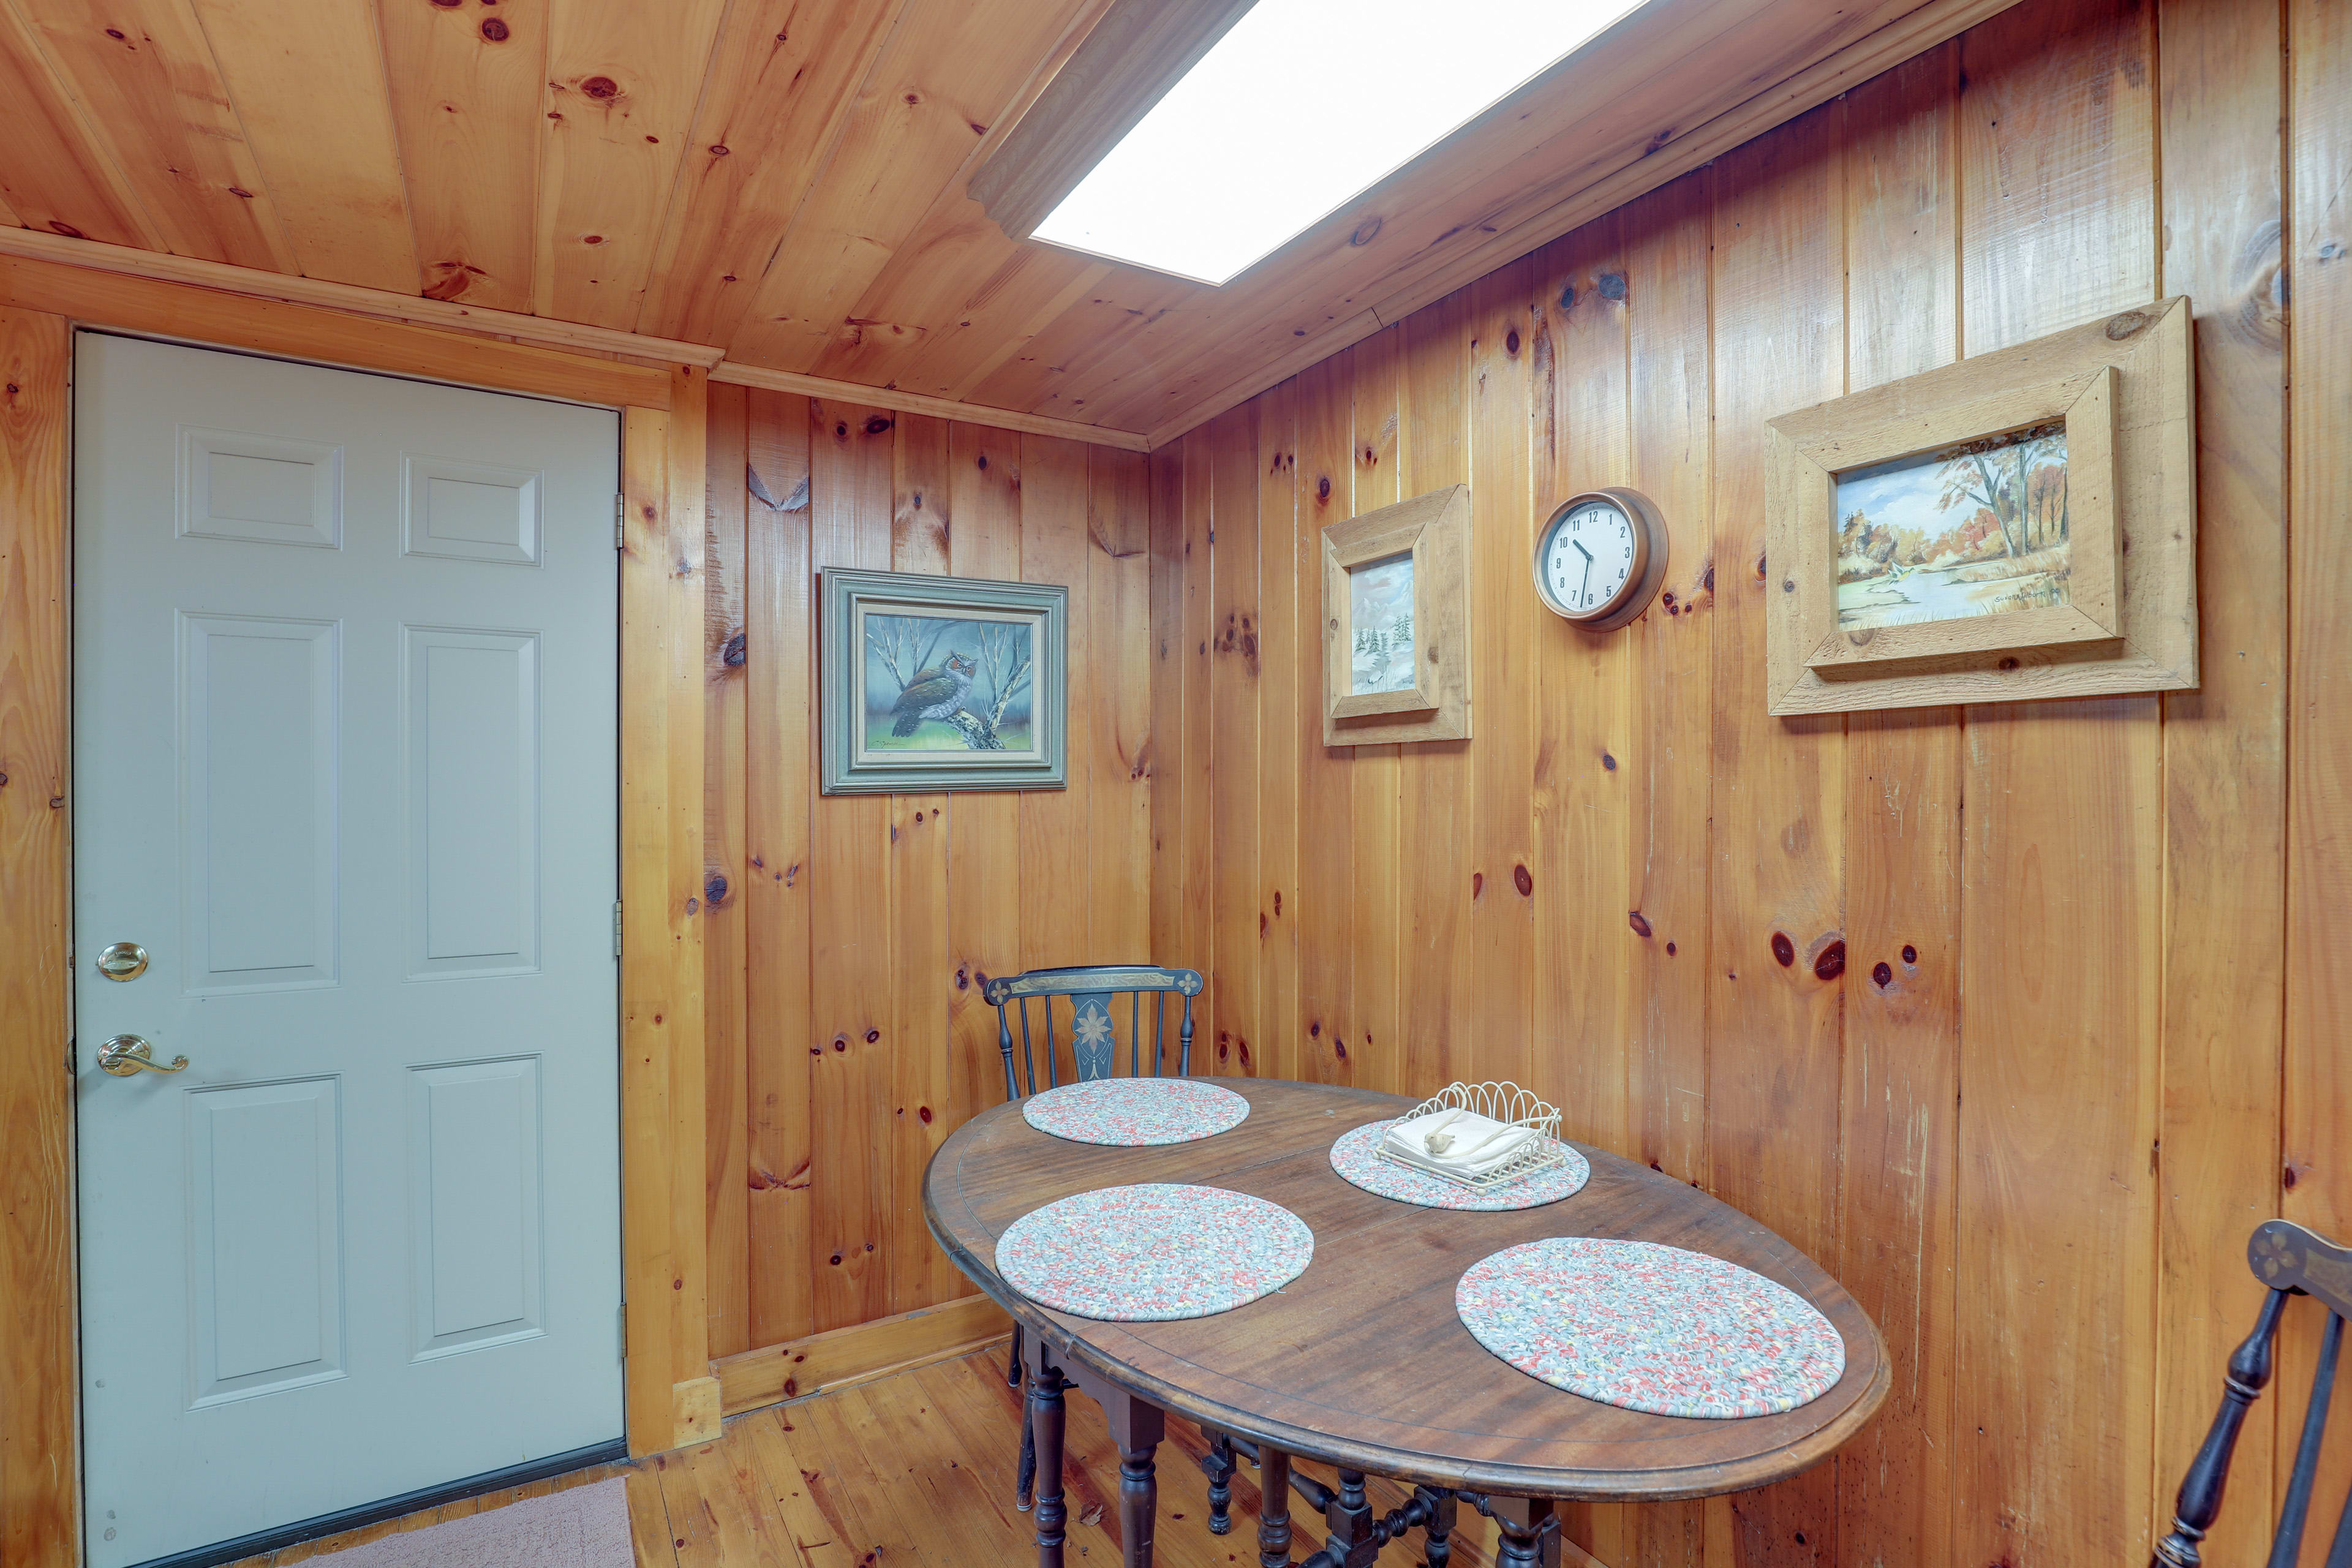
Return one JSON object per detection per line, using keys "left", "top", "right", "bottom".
{"left": 1834, "top": 421, "right": 2072, "bottom": 633}
{"left": 1348, "top": 553, "right": 1416, "bottom": 694}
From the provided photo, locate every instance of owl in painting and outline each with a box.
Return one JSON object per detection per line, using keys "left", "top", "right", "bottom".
{"left": 889, "top": 651, "right": 978, "bottom": 736}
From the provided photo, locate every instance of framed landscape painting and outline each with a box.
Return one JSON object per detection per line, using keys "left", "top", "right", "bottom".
{"left": 819, "top": 568, "right": 1068, "bottom": 794}
{"left": 1763, "top": 296, "right": 2196, "bottom": 715}
{"left": 1319, "top": 483, "right": 1472, "bottom": 746}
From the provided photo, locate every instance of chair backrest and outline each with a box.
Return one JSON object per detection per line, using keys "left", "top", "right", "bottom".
{"left": 981, "top": 964, "right": 1205, "bottom": 1099}
{"left": 2154, "top": 1219, "right": 2352, "bottom": 1567}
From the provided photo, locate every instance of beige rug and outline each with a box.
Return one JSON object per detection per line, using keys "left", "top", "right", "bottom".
{"left": 307, "top": 1478, "right": 632, "bottom": 1568}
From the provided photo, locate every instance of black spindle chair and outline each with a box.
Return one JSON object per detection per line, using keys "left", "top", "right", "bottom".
{"left": 981, "top": 963, "right": 1205, "bottom": 1512}
{"left": 2155, "top": 1219, "right": 2352, "bottom": 1566}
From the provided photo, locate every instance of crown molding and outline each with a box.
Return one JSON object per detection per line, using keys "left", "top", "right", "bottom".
{"left": 710, "top": 361, "right": 1150, "bottom": 451}
{"left": 0, "top": 227, "right": 1152, "bottom": 450}
{"left": 0, "top": 227, "right": 726, "bottom": 367}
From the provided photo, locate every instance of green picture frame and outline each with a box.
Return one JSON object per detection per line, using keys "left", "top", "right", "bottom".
{"left": 819, "top": 567, "right": 1068, "bottom": 794}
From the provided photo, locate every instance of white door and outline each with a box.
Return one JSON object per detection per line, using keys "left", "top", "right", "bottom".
{"left": 74, "top": 333, "right": 624, "bottom": 1568}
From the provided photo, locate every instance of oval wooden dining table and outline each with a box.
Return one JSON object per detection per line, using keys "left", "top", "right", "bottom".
{"left": 924, "top": 1079, "right": 1888, "bottom": 1568}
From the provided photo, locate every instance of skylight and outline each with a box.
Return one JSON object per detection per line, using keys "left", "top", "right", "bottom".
{"left": 1031, "top": 0, "right": 1647, "bottom": 287}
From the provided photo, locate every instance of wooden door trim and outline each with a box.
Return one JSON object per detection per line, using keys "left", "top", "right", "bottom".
{"left": 0, "top": 271, "right": 715, "bottom": 1568}
{"left": 0, "top": 254, "right": 674, "bottom": 416}
{"left": 0, "top": 304, "right": 78, "bottom": 1568}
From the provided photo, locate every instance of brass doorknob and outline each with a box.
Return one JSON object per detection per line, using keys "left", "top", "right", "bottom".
{"left": 96, "top": 942, "right": 149, "bottom": 981}
{"left": 96, "top": 1036, "right": 187, "bottom": 1077}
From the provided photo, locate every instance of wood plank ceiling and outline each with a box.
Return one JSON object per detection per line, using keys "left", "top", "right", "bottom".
{"left": 0, "top": 0, "right": 2013, "bottom": 445}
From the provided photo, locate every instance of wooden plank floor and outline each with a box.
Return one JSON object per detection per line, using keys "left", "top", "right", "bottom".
{"left": 226, "top": 1344, "right": 1523, "bottom": 1567}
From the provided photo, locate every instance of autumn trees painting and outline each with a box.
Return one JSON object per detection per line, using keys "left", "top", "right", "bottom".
{"left": 1833, "top": 421, "right": 2073, "bottom": 631}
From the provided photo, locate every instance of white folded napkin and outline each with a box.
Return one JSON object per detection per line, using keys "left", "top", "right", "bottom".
{"left": 1381, "top": 1106, "right": 1540, "bottom": 1180}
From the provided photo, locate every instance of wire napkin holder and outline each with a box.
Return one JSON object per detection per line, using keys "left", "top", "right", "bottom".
{"left": 1376, "top": 1080, "right": 1569, "bottom": 1191}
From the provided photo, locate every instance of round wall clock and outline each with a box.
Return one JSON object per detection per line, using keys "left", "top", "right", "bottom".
{"left": 1532, "top": 488, "right": 1670, "bottom": 631}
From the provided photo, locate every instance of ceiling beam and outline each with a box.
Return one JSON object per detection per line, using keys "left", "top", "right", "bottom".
{"left": 709, "top": 361, "right": 1149, "bottom": 451}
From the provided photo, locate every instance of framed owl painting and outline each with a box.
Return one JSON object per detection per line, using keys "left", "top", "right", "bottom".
{"left": 819, "top": 568, "right": 1069, "bottom": 794}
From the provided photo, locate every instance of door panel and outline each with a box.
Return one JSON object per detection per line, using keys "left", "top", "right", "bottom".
{"left": 405, "top": 626, "right": 540, "bottom": 978}
{"left": 75, "top": 333, "right": 623, "bottom": 1568}
{"left": 182, "top": 613, "right": 341, "bottom": 991}
{"left": 186, "top": 1078, "right": 344, "bottom": 1406}
{"left": 178, "top": 427, "right": 343, "bottom": 549}
{"left": 407, "top": 1057, "right": 543, "bottom": 1359}
{"left": 400, "top": 454, "right": 541, "bottom": 565}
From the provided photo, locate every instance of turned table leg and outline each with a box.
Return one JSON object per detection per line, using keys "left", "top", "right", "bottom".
{"left": 1012, "top": 1327, "right": 1036, "bottom": 1512}
{"left": 1118, "top": 1437, "right": 1158, "bottom": 1568}
{"left": 1487, "top": 1496, "right": 1559, "bottom": 1568}
{"left": 1415, "top": 1485, "right": 1457, "bottom": 1568}
{"left": 1101, "top": 1388, "right": 1164, "bottom": 1568}
{"left": 1028, "top": 1361, "right": 1068, "bottom": 1568}
{"left": 1256, "top": 1447, "right": 1293, "bottom": 1568}
{"left": 1200, "top": 1433, "right": 1236, "bottom": 1534}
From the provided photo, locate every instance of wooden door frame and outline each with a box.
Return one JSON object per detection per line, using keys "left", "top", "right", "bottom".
{"left": 0, "top": 259, "right": 715, "bottom": 1568}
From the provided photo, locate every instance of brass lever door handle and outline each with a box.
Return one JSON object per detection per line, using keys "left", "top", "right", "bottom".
{"left": 96, "top": 1035, "right": 188, "bottom": 1077}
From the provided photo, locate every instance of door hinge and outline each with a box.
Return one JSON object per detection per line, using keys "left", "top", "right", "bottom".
{"left": 617, "top": 1302, "right": 628, "bottom": 1362}
{"left": 612, "top": 900, "right": 624, "bottom": 958}
{"left": 66, "top": 1036, "right": 75, "bottom": 1077}
{"left": 615, "top": 493, "right": 627, "bottom": 549}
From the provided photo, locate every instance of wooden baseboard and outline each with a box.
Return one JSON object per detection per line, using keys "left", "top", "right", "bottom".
{"left": 713, "top": 1295, "right": 1013, "bottom": 1417}
{"left": 669, "top": 1376, "right": 723, "bottom": 1449}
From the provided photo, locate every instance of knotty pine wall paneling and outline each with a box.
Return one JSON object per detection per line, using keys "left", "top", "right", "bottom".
{"left": 2283, "top": 0, "right": 2352, "bottom": 1549}
{"left": 1349, "top": 331, "right": 1408, "bottom": 1093}
{"left": 1467, "top": 262, "right": 1540, "bottom": 1096}
{"left": 741, "top": 388, "right": 818, "bottom": 1352}
{"left": 1954, "top": 2, "right": 2165, "bottom": 1561}
{"left": 705, "top": 380, "right": 753, "bottom": 1359}
{"left": 1291, "top": 355, "right": 1352, "bottom": 1087}
{"left": 1144, "top": 0, "right": 2339, "bottom": 1553}
{"left": 1830, "top": 45, "right": 1964, "bottom": 1568}
{"left": 702, "top": 395, "right": 1154, "bottom": 1352}
{"left": 886, "top": 415, "right": 955, "bottom": 1320}
{"left": 0, "top": 306, "right": 74, "bottom": 1568}
{"left": 1708, "top": 104, "right": 1851, "bottom": 1568}
{"left": 1400, "top": 296, "right": 1474, "bottom": 1096}
{"left": 2152, "top": 0, "right": 2290, "bottom": 1550}
{"left": 1208, "top": 404, "right": 1262, "bottom": 1077}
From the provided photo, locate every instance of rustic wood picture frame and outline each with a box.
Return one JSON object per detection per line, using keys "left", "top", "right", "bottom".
{"left": 1763, "top": 296, "right": 2196, "bottom": 715}
{"left": 1321, "top": 484, "right": 1472, "bottom": 745}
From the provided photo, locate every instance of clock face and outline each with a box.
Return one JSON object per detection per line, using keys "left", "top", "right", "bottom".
{"left": 1542, "top": 497, "right": 1638, "bottom": 617}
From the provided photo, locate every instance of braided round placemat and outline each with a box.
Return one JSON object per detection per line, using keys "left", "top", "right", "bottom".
{"left": 995, "top": 1183, "right": 1312, "bottom": 1321}
{"left": 1327, "top": 1119, "right": 1590, "bottom": 1210}
{"left": 1022, "top": 1077, "right": 1250, "bottom": 1146}
{"left": 1455, "top": 1237, "right": 1845, "bottom": 1418}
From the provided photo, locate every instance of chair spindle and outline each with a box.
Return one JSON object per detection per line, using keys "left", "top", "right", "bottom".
{"left": 998, "top": 1008, "right": 1018, "bottom": 1101}
{"left": 1017, "top": 999, "right": 1037, "bottom": 1097}
{"left": 2155, "top": 1287, "right": 2290, "bottom": 1566}
{"left": 2267, "top": 1309, "right": 2343, "bottom": 1568}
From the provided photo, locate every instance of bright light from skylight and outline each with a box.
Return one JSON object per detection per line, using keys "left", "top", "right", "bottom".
{"left": 1032, "top": 0, "right": 1646, "bottom": 286}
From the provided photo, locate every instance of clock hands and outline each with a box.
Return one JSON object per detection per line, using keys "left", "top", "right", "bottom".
{"left": 1574, "top": 540, "right": 1594, "bottom": 602}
